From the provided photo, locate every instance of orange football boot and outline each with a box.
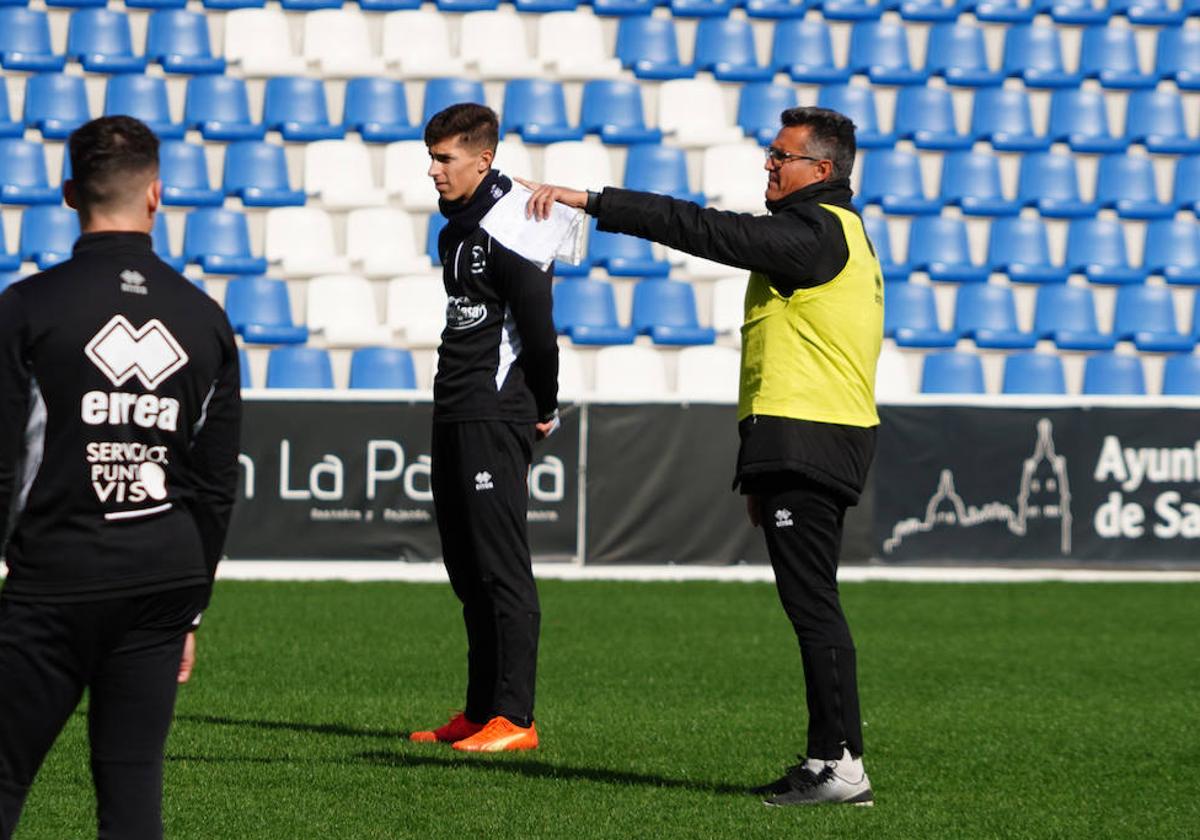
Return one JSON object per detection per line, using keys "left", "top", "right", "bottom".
{"left": 451, "top": 716, "right": 539, "bottom": 752}
{"left": 409, "top": 712, "right": 484, "bottom": 743}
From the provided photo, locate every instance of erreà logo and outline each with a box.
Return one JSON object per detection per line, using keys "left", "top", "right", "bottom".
{"left": 120, "top": 269, "right": 148, "bottom": 296}
{"left": 85, "top": 315, "right": 189, "bottom": 391}
{"left": 775, "top": 508, "right": 794, "bottom": 528}
{"left": 475, "top": 471, "right": 494, "bottom": 491}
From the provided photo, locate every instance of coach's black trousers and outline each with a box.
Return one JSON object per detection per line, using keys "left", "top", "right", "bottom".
{"left": 0, "top": 584, "right": 206, "bottom": 840}
{"left": 749, "top": 475, "right": 864, "bottom": 761}
{"left": 431, "top": 421, "right": 540, "bottom": 728}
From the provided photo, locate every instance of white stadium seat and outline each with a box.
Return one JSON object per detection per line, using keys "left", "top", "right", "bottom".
{"left": 460, "top": 10, "right": 543, "bottom": 79}
{"left": 556, "top": 344, "right": 588, "bottom": 400}
{"left": 264, "top": 207, "right": 352, "bottom": 278}
{"left": 381, "top": 11, "right": 465, "bottom": 78}
{"left": 537, "top": 13, "right": 622, "bottom": 81}
{"left": 387, "top": 275, "right": 447, "bottom": 347}
{"left": 306, "top": 274, "right": 394, "bottom": 347}
{"left": 303, "top": 10, "right": 386, "bottom": 78}
{"left": 658, "top": 79, "right": 743, "bottom": 148}
{"left": 711, "top": 275, "right": 748, "bottom": 340}
{"left": 675, "top": 345, "right": 740, "bottom": 402}
{"left": 384, "top": 141, "right": 439, "bottom": 212}
{"left": 703, "top": 144, "right": 768, "bottom": 214}
{"left": 346, "top": 207, "right": 432, "bottom": 278}
{"left": 495, "top": 139, "right": 535, "bottom": 181}
{"left": 542, "top": 141, "right": 611, "bottom": 192}
{"left": 304, "top": 140, "right": 388, "bottom": 209}
{"left": 593, "top": 345, "right": 668, "bottom": 400}
{"left": 223, "top": 9, "right": 307, "bottom": 77}
{"left": 875, "top": 344, "right": 916, "bottom": 399}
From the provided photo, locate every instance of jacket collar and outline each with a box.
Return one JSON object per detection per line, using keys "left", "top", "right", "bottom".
{"left": 438, "top": 169, "right": 511, "bottom": 236}
{"left": 72, "top": 231, "right": 154, "bottom": 257}
{"left": 765, "top": 177, "right": 854, "bottom": 215}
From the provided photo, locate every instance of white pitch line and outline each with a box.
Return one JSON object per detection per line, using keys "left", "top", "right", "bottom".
{"left": 210, "top": 562, "right": 1200, "bottom": 584}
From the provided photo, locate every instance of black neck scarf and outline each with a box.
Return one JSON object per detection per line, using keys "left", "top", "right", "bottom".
{"left": 438, "top": 169, "right": 512, "bottom": 252}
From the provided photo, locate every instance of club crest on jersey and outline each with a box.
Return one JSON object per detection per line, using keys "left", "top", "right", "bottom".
{"left": 120, "top": 269, "right": 148, "bottom": 296}
{"left": 469, "top": 244, "right": 487, "bottom": 276}
{"left": 85, "top": 315, "right": 188, "bottom": 390}
{"left": 446, "top": 296, "right": 487, "bottom": 330}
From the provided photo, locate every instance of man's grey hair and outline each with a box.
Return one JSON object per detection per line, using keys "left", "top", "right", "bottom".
{"left": 780, "top": 107, "right": 857, "bottom": 180}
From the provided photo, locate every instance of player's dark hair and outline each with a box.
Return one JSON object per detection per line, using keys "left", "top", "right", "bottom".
{"left": 779, "top": 107, "right": 857, "bottom": 180}
{"left": 424, "top": 103, "right": 499, "bottom": 152}
{"left": 67, "top": 116, "right": 160, "bottom": 224}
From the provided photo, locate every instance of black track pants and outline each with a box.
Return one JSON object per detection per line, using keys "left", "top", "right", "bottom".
{"left": 0, "top": 584, "right": 207, "bottom": 840}
{"left": 431, "top": 421, "right": 540, "bottom": 727}
{"left": 755, "top": 478, "right": 865, "bottom": 761}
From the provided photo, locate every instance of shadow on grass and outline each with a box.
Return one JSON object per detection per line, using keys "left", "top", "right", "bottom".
{"left": 175, "top": 713, "right": 409, "bottom": 740}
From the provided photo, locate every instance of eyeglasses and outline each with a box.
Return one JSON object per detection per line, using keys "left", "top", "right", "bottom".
{"left": 764, "top": 147, "right": 826, "bottom": 166}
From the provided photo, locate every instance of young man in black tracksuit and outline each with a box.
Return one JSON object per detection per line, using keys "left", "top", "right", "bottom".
{"left": 523, "top": 109, "right": 883, "bottom": 805}
{"left": 0, "top": 117, "right": 241, "bottom": 838}
{"left": 409, "top": 104, "right": 559, "bottom": 752}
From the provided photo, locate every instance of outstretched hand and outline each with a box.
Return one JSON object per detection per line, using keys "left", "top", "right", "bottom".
{"left": 515, "top": 177, "right": 588, "bottom": 221}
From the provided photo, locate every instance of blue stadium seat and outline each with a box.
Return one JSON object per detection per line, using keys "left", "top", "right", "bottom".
{"left": 0, "top": 272, "right": 24, "bottom": 292}
{"left": 514, "top": 0, "right": 579, "bottom": 10}
{"left": 955, "top": 284, "right": 1036, "bottom": 348}
{"left": 0, "top": 140, "right": 58, "bottom": 206}
{"left": 281, "top": 0, "right": 342, "bottom": 9}
{"left": 19, "top": 206, "right": 80, "bottom": 269}
{"left": 226, "top": 277, "right": 309, "bottom": 345}
{"left": 1144, "top": 219, "right": 1200, "bottom": 285}
{"left": 1033, "top": 284, "right": 1114, "bottom": 350}
{"left": 671, "top": 0, "right": 736, "bottom": 15}
{"left": 1113, "top": 0, "right": 1185, "bottom": 23}
{"left": 46, "top": 0, "right": 106, "bottom": 8}
{"left": 863, "top": 215, "right": 911, "bottom": 282}
{"left": 848, "top": 21, "right": 929, "bottom": 85}
{"left": 590, "top": 225, "right": 671, "bottom": 277}
{"left": 1174, "top": 156, "right": 1200, "bottom": 213}
{"left": 1113, "top": 285, "right": 1195, "bottom": 352}
{"left": 236, "top": 347, "right": 251, "bottom": 389}
{"left": 885, "top": 282, "right": 958, "bottom": 347}
{"left": 615, "top": 17, "right": 695, "bottom": 80}
{"left": 1066, "top": 219, "right": 1147, "bottom": 285}
{"left": 349, "top": 347, "right": 417, "bottom": 389}
{"left": 501, "top": 80, "right": 583, "bottom": 144}
{"left": 66, "top": 9, "right": 147, "bottom": 73}
{"left": 222, "top": 142, "right": 306, "bottom": 208}
{"left": 899, "top": 0, "right": 962, "bottom": 21}
{"left": 624, "top": 145, "right": 705, "bottom": 205}
{"left": 922, "top": 351, "right": 985, "bottom": 393}
{"left": 151, "top": 213, "right": 184, "bottom": 272}
{"left": 1017, "top": 152, "right": 1098, "bottom": 218}
{"left": 939, "top": 151, "right": 1019, "bottom": 216}
{"left": 631, "top": 279, "right": 717, "bottom": 345}
{"left": 1002, "top": 24, "right": 1081, "bottom": 88}
{"left": 737, "top": 83, "right": 798, "bottom": 146}
{"left": 693, "top": 18, "right": 772, "bottom": 81}
{"left": 158, "top": 141, "right": 222, "bottom": 207}
{"left": 0, "top": 82, "right": 22, "bottom": 138}
{"left": 23, "top": 73, "right": 90, "bottom": 140}
{"left": 359, "top": 0, "right": 422, "bottom": 9}
{"left": 592, "top": 0, "right": 655, "bottom": 15}
{"left": 552, "top": 278, "right": 637, "bottom": 345}
{"left": 421, "top": 78, "right": 486, "bottom": 124}
{"left": 125, "top": 0, "right": 187, "bottom": 10}
{"left": 972, "top": 0, "right": 1036, "bottom": 22}
{"left": 857, "top": 150, "right": 940, "bottom": 215}
{"left": 818, "top": 0, "right": 885, "bottom": 20}
{"left": 1125, "top": 90, "right": 1200, "bottom": 154}
{"left": 745, "top": 0, "right": 811, "bottom": 17}
{"left": 1161, "top": 353, "right": 1200, "bottom": 395}
{"left": 266, "top": 347, "right": 333, "bottom": 387}
{"left": 427, "top": 213, "right": 447, "bottom": 265}
{"left": 202, "top": 0, "right": 265, "bottom": 9}
{"left": 970, "top": 88, "right": 1049, "bottom": 151}
{"left": 894, "top": 87, "right": 971, "bottom": 150}
{"left": 1094, "top": 155, "right": 1173, "bottom": 220}
{"left": 0, "top": 221, "right": 18, "bottom": 271}
{"left": 580, "top": 80, "right": 663, "bottom": 145}
{"left": 435, "top": 0, "right": 498, "bottom": 11}
{"left": 0, "top": 9, "right": 66, "bottom": 72}
{"left": 104, "top": 75, "right": 184, "bottom": 139}
{"left": 343, "top": 78, "right": 422, "bottom": 144}
{"left": 1078, "top": 25, "right": 1156, "bottom": 90}
{"left": 908, "top": 216, "right": 991, "bottom": 283}
{"left": 263, "top": 78, "right": 344, "bottom": 142}
{"left": 145, "top": 10, "right": 226, "bottom": 75}
{"left": 184, "top": 76, "right": 266, "bottom": 141}
{"left": 1047, "top": 89, "right": 1128, "bottom": 154}
{"left": 1047, "top": 0, "right": 1111, "bottom": 23}
{"left": 1155, "top": 28, "right": 1200, "bottom": 90}
{"left": 1083, "top": 353, "right": 1145, "bottom": 395}
{"left": 988, "top": 217, "right": 1068, "bottom": 284}
{"left": 183, "top": 209, "right": 268, "bottom": 275}
{"left": 1003, "top": 352, "right": 1066, "bottom": 394}
{"left": 771, "top": 19, "right": 850, "bottom": 84}
{"left": 925, "top": 22, "right": 1003, "bottom": 87}
{"left": 816, "top": 85, "right": 894, "bottom": 148}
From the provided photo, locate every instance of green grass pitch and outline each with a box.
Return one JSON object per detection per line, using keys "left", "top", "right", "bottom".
{"left": 14, "top": 580, "right": 1200, "bottom": 839}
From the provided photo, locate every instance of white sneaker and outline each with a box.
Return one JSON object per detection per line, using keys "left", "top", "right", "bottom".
{"left": 762, "top": 749, "right": 874, "bottom": 807}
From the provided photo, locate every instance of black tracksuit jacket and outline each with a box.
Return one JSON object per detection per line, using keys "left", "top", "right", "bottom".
{"left": 0, "top": 232, "right": 241, "bottom": 603}
{"left": 589, "top": 179, "right": 877, "bottom": 503}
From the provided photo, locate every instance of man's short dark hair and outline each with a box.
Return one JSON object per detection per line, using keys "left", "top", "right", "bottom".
{"left": 67, "top": 116, "right": 159, "bottom": 223}
{"left": 780, "top": 107, "right": 857, "bottom": 181}
{"left": 424, "top": 103, "right": 499, "bottom": 152}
